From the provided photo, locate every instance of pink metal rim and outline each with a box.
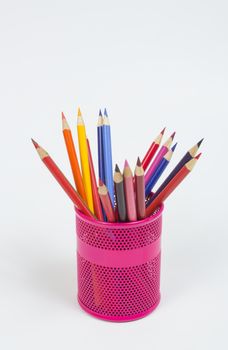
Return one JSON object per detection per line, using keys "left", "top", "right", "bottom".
{"left": 75, "top": 202, "right": 164, "bottom": 227}
{"left": 78, "top": 295, "right": 161, "bottom": 322}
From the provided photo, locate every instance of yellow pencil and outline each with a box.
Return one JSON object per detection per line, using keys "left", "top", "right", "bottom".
{"left": 77, "top": 108, "right": 94, "bottom": 213}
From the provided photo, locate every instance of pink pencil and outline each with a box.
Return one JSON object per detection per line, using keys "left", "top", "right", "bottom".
{"left": 123, "top": 160, "right": 137, "bottom": 221}
{"left": 145, "top": 132, "right": 176, "bottom": 186}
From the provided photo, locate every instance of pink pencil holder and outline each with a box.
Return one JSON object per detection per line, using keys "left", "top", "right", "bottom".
{"left": 76, "top": 204, "right": 163, "bottom": 322}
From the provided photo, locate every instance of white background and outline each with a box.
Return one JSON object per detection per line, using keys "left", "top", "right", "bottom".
{"left": 0, "top": 1, "right": 228, "bottom": 349}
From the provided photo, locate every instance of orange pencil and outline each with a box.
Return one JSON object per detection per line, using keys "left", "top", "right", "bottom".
{"left": 62, "top": 112, "right": 86, "bottom": 202}
{"left": 87, "top": 139, "right": 104, "bottom": 221}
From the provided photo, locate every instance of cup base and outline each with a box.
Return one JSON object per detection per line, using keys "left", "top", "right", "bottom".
{"left": 77, "top": 294, "right": 161, "bottom": 322}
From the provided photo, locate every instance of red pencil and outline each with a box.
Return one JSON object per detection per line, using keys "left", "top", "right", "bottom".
{"left": 31, "top": 139, "right": 94, "bottom": 219}
{"left": 146, "top": 155, "right": 201, "bottom": 217}
{"left": 98, "top": 180, "right": 115, "bottom": 222}
{"left": 87, "top": 139, "right": 104, "bottom": 221}
{"left": 142, "top": 128, "right": 165, "bottom": 171}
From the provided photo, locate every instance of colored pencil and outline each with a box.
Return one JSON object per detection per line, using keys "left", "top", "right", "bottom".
{"left": 134, "top": 157, "right": 145, "bottom": 220}
{"left": 102, "top": 108, "right": 114, "bottom": 207}
{"left": 77, "top": 108, "right": 94, "bottom": 213}
{"left": 145, "top": 131, "right": 176, "bottom": 185}
{"left": 62, "top": 112, "right": 86, "bottom": 201}
{"left": 97, "top": 109, "right": 105, "bottom": 183}
{"left": 31, "top": 139, "right": 94, "bottom": 218}
{"left": 123, "top": 160, "right": 137, "bottom": 221}
{"left": 87, "top": 138, "right": 104, "bottom": 221}
{"left": 98, "top": 180, "right": 115, "bottom": 222}
{"left": 149, "top": 139, "right": 203, "bottom": 203}
{"left": 146, "top": 154, "right": 201, "bottom": 217}
{"left": 145, "top": 143, "right": 177, "bottom": 197}
{"left": 142, "top": 128, "right": 165, "bottom": 171}
{"left": 114, "top": 164, "right": 127, "bottom": 222}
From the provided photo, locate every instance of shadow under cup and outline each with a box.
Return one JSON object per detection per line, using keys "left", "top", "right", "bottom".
{"left": 75, "top": 204, "right": 164, "bottom": 322}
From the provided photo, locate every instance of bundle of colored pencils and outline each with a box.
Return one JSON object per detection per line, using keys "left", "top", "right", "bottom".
{"left": 32, "top": 108, "right": 203, "bottom": 222}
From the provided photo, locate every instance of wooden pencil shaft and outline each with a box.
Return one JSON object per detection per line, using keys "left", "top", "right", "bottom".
{"left": 42, "top": 154, "right": 94, "bottom": 218}
{"left": 99, "top": 189, "right": 115, "bottom": 222}
{"left": 77, "top": 120, "right": 94, "bottom": 213}
{"left": 135, "top": 174, "right": 145, "bottom": 220}
{"left": 124, "top": 173, "right": 137, "bottom": 222}
{"left": 115, "top": 180, "right": 127, "bottom": 222}
{"left": 87, "top": 139, "right": 103, "bottom": 221}
{"left": 63, "top": 128, "right": 86, "bottom": 201}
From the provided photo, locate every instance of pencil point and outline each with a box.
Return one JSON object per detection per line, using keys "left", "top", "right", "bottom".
{"left": 124, "top": 159, "right": 129, "bottom": 168}
{"left": 77, "top": 107, "right": 82, "bottom": 117}
{"left": 197, "top": 138, "right": 204, "bottom": 148}
{"left": 161, "top": 127, "right": 166, "bottom": 135}
{"left": 31, "top": 138, "right": 39, "bottom": 148}
{"left": 171, "top": 142, "right": 177, "bottom": 152}
{"left": 99, "top": 109, "right": 102, "bottom": 117}
{"left": 61, "top": 112, "right": 66, "bottom": 120}
{"left": 115, "top": 164, "right": 120, "bottom": 173}
{"left": 195, "top": 152, "right": 202, "bottom": 159}
{"left": 99, "top": 179, "right": 104, "bottom": 186}
{"left": 136, "top": 157, "right": 141, "bottom": 166}
{"left": 104, "top": 108, "right": 108, "bottom": 117}
{"left": 170, "top": 131, "right": 176, "bottom": 139}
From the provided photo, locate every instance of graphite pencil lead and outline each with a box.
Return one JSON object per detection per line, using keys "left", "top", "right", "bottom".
{"left": 197, "top": 138, "right": 204, "bottom": 148}
{"left": 136, "top": 157, "right": 141, "bottom": 166}
{"left": 99, "top": 109, "right": 102, "bottom": 117}
{"left": 115, "top": 164, "right": 121, "bottom": 173}
{"left": 171, "top": 142, "right": 178, "bottom": 152}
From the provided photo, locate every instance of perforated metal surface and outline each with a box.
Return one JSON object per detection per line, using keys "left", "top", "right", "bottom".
{"left": 76, "top": 207, "right": 163, "bottom": 321}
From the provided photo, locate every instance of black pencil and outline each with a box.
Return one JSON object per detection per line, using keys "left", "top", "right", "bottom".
{"left": 114, "top": 164, "right": 127, "bottom": 222}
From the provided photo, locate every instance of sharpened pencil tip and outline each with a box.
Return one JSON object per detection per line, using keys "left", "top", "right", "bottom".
{"left": 136, "top": 157, "right": 141, "bottom": 166}
{"left": 171, "top": 142, "right": 177, "bottom": 152}
{"left": 61, "top": 112, "right": 66, "bottom": 120}
{"left": 161, "top": 127, "right": 166, "bottom": 135}
{"left": 115, "top": 164, "right": 120, "bottom": 173}
{"left": 104, "top": 108, "right": 108, "bottom": 117}
{"left": 170, "top": 131, "right": 176, "bottom": 139}
{"left": 77, "top": 107, "right": 82, "bottom": 117}
{"left": 195, "top": 152, "right": 202, "bottom": 159}
{"left": 197, "top": 138, "right": 204, "bottom": 148}
{"left": 99, "top": 179, "right": 104, "bottom": 186}
{"left": 31, "top": 138, "right": 39, "bottom": 148}
{"left": 124, "top": 159, "right": 129, "bottom": 168}
{"left": 99, "top": 109, "right": 102, "bottom": 117}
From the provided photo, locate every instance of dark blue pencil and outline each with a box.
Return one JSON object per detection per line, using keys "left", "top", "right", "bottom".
{"left": 102, "top": 108, "right": 114, "bottom": 207}
{"left": 97, "top": 109, "right": 105, "bottom": 183}
{"left": 147, "top": 139, "right": 203, "bottom": 206}
{"left": 145, "top": 143, "right": 177, "bottom": 197}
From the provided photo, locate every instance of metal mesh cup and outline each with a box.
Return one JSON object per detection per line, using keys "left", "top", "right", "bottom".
{"left": 76, "top": 204, "right": 163, "bottom": 322}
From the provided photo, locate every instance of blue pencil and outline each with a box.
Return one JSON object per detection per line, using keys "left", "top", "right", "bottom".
{"left": 145, "top": 143, "right": 177, "bottom": 197}
{"left": 97, "top": 109, "right": 105, "bottom": 183}
{"left": 102, "top": 108, "right": 114, "bottom": 207}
